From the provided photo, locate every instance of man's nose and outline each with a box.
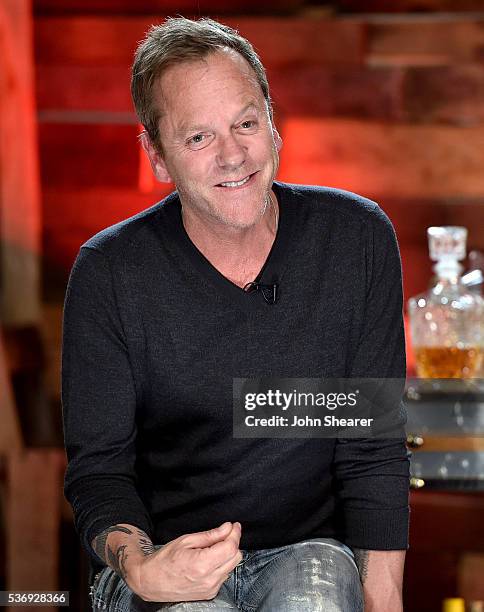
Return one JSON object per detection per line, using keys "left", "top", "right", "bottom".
{"left": 216, "top": 133, "right": 246, "bottom": 169}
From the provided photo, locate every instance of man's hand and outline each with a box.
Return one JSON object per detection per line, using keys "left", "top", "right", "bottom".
{"left": 352, "top": 549, "right": 406, "bottom": 612}
{"left": 92, "top": 521, "right": 243, "bottom": 603}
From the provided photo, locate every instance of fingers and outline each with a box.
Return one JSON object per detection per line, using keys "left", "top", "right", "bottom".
{"left": 174, "top": 522, "right": 242, "bottom": 576}
{"left": 201, "top": 547, "right": 242, "bottom": 595}
{"left": 214, "top": 522, "right": 241, "bottom": 550}
{"left": 213, "top": 547, "right": 243, "bottom": 576}
{"left": 134, "top": 523, "right": 243, "bottom": 604}
{"left": 202, "top": 522, "right": 241, "bottom": 566}
{"left": 180, "top": 521, "right": 233, "bottom": 549}
{"left": 180, "top": 522, "right": 241, "bottom": 573}
{"left": 207, "top": 523, "right": 243, "bottom": 572}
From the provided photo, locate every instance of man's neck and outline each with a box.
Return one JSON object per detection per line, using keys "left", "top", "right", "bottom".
{"left": 181, "top": 193, "right": 279, "bottom": 289}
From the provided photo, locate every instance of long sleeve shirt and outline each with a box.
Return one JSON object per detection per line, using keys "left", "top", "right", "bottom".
{"left": 61, "top": 180, "right": 410, "bottom": 575}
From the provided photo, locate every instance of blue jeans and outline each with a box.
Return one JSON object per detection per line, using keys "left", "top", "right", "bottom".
{"left": 91, "top": 537, "right": 363, "bottom": 611}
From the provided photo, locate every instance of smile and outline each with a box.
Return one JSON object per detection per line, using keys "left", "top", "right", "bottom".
{"left": 217, "top": 173, "right": 254, "bottom": 188}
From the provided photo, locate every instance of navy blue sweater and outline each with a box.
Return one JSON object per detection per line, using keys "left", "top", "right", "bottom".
{"left": 62, "top": 181, "right": 410, "bottom": 575}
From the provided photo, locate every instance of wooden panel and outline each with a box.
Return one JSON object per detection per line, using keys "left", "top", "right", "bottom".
{"left": 33, "top": 0, "right": 484, "bottom": 15}
{"left": 404, "top": 549, "right": 458, "bottom": 612}
{"left": 402, "top": 64, "right": 484, "bottom": 124}
{"left": 268, "top": 64, "right": 404, "bottom": 119}
{"left": 458, "top": 553, "right": 484, "bottom": 602}
{"left": 38, "top": 123, "right": 140, "bottom": 187}
{"left": 445, "top": 202, "right": 484, "bottom": 252}
{"left": 35, "top": 41, "right": 484, "bottom": 123}
{"left": 6, "top": 449, "right": 64, "bottom": 607}
{"left": 34, "top": 16, "right": 365, "bottom": 67}
{"left": 34, "top": 17, "right": 147, "bottom": 64}
{"left": 409, "top": 490, "right": 484, "bottom": 551}
{"left": 36, "top": 64, "right": 133, "bottom": 111}
{"left": 38, "top": 64, "right": 405, "bottom": 117}
{"left": 278, "top": 118, "right": 484, "bottom": 199}
{"left": 338, "top": 0, "right": 484, "bottom": 11}
{"left": 33, "top": 0, "right": 303, "bottom": 15}
{"left": 230, "top": 18, "right": 365, "bottom": 67}
{"left": 40, "top": 304, "right": 62, "bottom": 399}
{"left": 0, "top": 330, "right": 23, "bottom": 453}
{"left": 367, "top": 19, "right": 484, "bottom": 66}
{"left": 405, "top": 490, "right": 484, "bottom": 611}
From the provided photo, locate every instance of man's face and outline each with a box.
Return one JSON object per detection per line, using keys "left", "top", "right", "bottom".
{"left": 146, "top": 48, "right": 282, "bottom": 230}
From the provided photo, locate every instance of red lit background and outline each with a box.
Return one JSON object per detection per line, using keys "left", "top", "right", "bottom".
{"left": 1, "top": 0, "right": 484, "bottom": 610}
{"left": 34, "top": 3, "right": 484, "bottom": 374}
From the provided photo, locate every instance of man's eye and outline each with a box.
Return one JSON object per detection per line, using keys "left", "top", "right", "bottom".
{"left": 240, "top": 120, "right": 257, "bottom": 129}
{"left": 186, "top": 133, "right": 213, "bottom": 149}
{"left": 189, "top": 134, "right": 205, "bottom": 144}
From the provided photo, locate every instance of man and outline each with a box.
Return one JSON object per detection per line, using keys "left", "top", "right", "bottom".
{"left": 62, "top": 16, "right": 410, "bottom": 612}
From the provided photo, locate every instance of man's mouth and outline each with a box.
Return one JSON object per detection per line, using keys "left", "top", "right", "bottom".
{"left": 216, "top": 172, "right": 256, "bottom": 188}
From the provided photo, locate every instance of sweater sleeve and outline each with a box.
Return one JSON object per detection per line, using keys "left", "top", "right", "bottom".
{"left": 333, "top": 205, "right": 410, "bottom": 550}
{"left": 61, "top": 246, "right": 154, "bottom": 567}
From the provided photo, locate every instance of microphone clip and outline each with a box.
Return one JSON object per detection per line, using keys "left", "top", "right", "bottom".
{"left": 244, "top": 281, "right": 279, "bottom": 305}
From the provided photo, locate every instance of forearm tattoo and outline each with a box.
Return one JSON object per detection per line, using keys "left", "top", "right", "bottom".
{"left": 107, "top": 543, "right": 129, "bottom": 579}
{"left": 93, "top": 525, "right": 133, "bottom": 564}
{"left": 92, "top": 526, "right": 155, "bottom": 580}
{"left": 137, "top": 528, "right": 155, "bottom": 556}
{"left": 352, "top": 548, "right": 370, "bottom": 583}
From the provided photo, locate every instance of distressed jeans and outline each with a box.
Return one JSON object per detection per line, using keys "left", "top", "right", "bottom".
{"left": 90, "top": 537, "right": 364, "bottom": 611}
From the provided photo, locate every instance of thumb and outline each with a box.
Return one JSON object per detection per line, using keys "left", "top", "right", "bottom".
{"left": 182, "top": 522, "right": 233, "bottom": 548}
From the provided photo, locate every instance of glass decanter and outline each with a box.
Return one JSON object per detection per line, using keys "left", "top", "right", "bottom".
{"left": 407, "top": 226, "right": 484, "bottom": 379}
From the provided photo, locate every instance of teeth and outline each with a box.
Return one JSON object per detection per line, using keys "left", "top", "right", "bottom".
{"left": 220, "top": 175, "right": 251, "bottom": 187}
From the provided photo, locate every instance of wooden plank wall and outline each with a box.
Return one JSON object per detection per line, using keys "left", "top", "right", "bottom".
{"left": 34, "top": 13, "right": 484, "bottom": 304}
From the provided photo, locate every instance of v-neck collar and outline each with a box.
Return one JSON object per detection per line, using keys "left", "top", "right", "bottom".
{"left": 160, "top": 181, "right": 298, "bottom": 312}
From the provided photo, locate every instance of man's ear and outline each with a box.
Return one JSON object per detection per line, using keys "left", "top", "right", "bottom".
{"left": 139, "top": 131, "right": 173, "bottom": 183}
{"left": 272, "top": 126, "right": 283, "bottom": 152}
